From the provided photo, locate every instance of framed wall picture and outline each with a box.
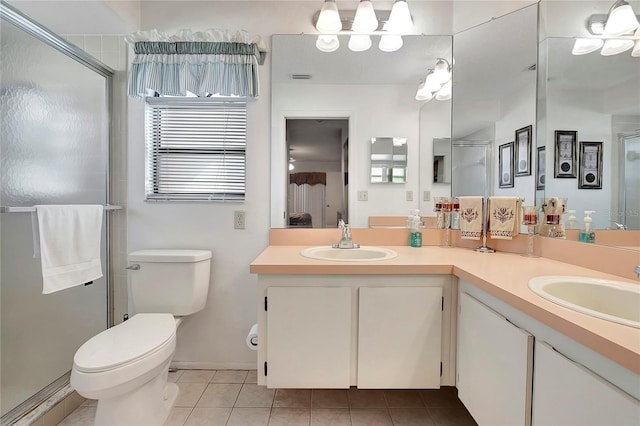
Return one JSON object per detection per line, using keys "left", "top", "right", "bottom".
{"left": 515, "top": 125, "right": 532, "bottom": 176}
{"left": 578, "top": 141, "right": 603, "bottom": 189}
{"left": 498, "top": 141, "right": 514, "bottom": 188}
{"left": 536, "top": 146, "right": 545, "bottom": 190}
{"left": 554, "top": 130, "right": 577, "bottom": 178}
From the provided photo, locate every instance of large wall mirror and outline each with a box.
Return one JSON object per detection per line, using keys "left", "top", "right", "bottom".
{"left": 271, "top": 34, "right": 452, "bottom": 228}
{"left": 451, "top": 4, "right": 538, "bottom": 215}
{"left": 537, "top": 35, "right": 640, "bottom": 249}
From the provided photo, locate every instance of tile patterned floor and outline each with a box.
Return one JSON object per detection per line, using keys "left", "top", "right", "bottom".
{"left": 57, "top": 370, "right": 477, "bottom": 426}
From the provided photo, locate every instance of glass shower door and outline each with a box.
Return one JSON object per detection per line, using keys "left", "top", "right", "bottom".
{"left": 1, "top": 15, "right": 110, "bottom": 418}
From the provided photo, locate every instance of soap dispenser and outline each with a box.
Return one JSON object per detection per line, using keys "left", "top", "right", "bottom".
{"left": 566, "top": 210, "right": 577, "bottom": 230}
{"left": 408, "top": 209, "right": 423, "bottom": 247}
{"left": 579, "top": 211, "right": 596, "bottom": 244}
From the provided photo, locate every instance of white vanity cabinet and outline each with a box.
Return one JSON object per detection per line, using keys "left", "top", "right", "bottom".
{"left": 256, "top": 275, "right": 454, "bottom": 389}
{"left": 358, "top": 286, "right": 442, "bottom": 388}
{"left": 532, "top": 341, "right": 640, "bottom": 426}
{"left": 266, "top": 286, "right": 351, "bottom": 388}
{"left": 457, "top": 292, "right": 534, "bottom": 426}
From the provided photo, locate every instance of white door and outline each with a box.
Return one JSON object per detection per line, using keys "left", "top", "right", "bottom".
{"left": 457, "top": 292, "right": 534, "bottom": 425}
{"left": 266, "top": 286, "right": 351, "bottom": 388}
{"left": 358, "top": 286, "right": 442, "bottom": 388}
{"left": 532, "top": 341, "right": 640, "bottom": 426}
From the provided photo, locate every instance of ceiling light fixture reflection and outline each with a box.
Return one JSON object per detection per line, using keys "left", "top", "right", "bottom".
{"left": 601, "top": 38, "right": 635, "bottom": 55}
{"left": 633, "top": 30, "right": 640, "bottom": 56}
{"left": 316, "top": 35, "right": 340, "bottom": 52}
{"left": 603, "top": 0, "right": 640, "bottom": 36}
{"left": 379, "top": 34, "right": 403, "bottom": 52}
{"left": 435, "top": 80, "right": 452, "bottom": 101}
{"left": 571, "top": 38, "right": 605, "bottom": 55}
{"left": 349, "top": 34, "right": 372, "bottom": 52}
{"left": 432, "top": 58, "right": 452, "bottom": 84}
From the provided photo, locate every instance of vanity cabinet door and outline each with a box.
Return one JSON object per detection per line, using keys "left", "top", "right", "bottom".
{"left": 532, "top": 341, "right": 640, "bottom": 426}
{"left": 266, "top": 286, "right": 351, "bottom": 388}
{"left": 457, "top": 292, "right": 534, "bottom": 426}
{"left": 357, "top": 286, "right": 443, "bottom": 388}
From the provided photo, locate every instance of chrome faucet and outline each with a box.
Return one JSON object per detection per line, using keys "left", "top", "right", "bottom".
{"left": 610, "top": 221, "right": 628, "bottom": 230}
{"left": 333, "top": 219, "right": 360, "bottom": 249}
{"left": 635, "top": 265, "right": 640, "bottom": 280}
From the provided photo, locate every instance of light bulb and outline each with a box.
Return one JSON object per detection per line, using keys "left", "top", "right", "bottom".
{"left": 348, "top": 35, "right": 372, "bottom": 52}
{"left": 316, "top": 35, "right": 340, "bottom": 52}
{"left": 415, "top": 81, "right": 434, "bottom": 101}
{"left": 387, "top": 0, "right": 413, "bottom": 34}
{"left": 352, "top": 0, "right": 378, "bottom": 33}
{"left": 603, "top": 2, "right": 640, "bottom": 36}
{"left": 600, "top": 38, "right": 634, "bottom": 55}
{"left": 316, "top": 0, "right": 342, "bottom": 33}
{"left": 571, "top": 38, "right": 604, "bottom": 55}
{"left": 379, "top": 35, "right": 403, "bottom": 52}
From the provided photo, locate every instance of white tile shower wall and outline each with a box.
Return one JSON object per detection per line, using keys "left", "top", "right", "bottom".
{"left": 63, "top": 34, "right": 129, "bottom": 325}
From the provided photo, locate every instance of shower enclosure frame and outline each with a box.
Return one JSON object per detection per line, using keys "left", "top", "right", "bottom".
{"left": 0, "top": 2, "right": 115, "bottom": 424}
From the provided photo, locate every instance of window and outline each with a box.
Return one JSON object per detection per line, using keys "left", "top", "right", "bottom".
{"left": 145, "top": 98, "right": 246, "bottom": 201}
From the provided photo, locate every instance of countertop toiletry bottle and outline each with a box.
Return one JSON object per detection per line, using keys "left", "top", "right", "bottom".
{"left": 579, "top": 211, "right": 596, "bottom": 243}
{"left": 408, "top": 209, "right": 423, "bottom": 247}
{"left": 566, "top": 210, "right": 577, "bottom": 229}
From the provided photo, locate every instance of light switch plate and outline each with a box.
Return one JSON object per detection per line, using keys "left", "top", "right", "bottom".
{"left": 424, "top": 191, "right": 431, "bottom": 202}
{"left": 234, "top": 210, "right": 246, "bottom": 229}
{"left": 358, "top": 190, "right": 368, "bottom": 201}
{"left": 406, "top": 191, "right": 414, "bottom": 202}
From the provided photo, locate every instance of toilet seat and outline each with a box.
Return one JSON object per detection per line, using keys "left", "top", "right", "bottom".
{"left": 74, "top": 313, "right": 176, "bottom": 373}
{"left": 71, "top": 313, "right": 177, "bottom": 400}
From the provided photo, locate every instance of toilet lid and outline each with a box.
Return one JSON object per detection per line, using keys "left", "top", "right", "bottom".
{"left": 74, "top": 313, "right": 176, "bottom": 373}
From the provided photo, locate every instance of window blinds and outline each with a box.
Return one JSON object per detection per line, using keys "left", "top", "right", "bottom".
{"left": 145, "top": 98, "right": 246, "bottom": 201}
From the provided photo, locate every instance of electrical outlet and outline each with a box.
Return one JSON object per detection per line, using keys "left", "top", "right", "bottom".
{"left": 406, "top": 190, "right": 413, "bottom": 202}
{"left": 234, "top": 210, "right": 246, "bottom": 229}
{"left": 424, "top": 191, "right": 431, "bottom": 201}
{"left": 358, "top": 190, "right": 368, "bottom": 201}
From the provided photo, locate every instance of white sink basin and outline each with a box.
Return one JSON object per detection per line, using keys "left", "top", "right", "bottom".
{"left": 300, "top": 246, "right": 397, "bottom": 262}
{"left": 528, "top": 276, "right": 640, "bottom": 328}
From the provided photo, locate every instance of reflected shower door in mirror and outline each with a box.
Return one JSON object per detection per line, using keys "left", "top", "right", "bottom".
{"left": 538, "top": 36, "right": 640, "bottom": 241}
{"left": 271, "top": 34, "right": 452, "bottom": 228}
{"left": 370, "top": 137, "right": 407, "bottom": 183}
{"left": 287, "top": 118, "right": 348, "bottom": 228}
{"left": 451, "top": 4, "right": 538, "bottom": 216}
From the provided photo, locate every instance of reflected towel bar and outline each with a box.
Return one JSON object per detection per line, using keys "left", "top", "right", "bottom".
{"left": 0, "top": 205, "right": 123, "bottom": 213}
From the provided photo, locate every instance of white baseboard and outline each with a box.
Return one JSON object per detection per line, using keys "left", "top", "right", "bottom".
{"left": 170, "top": 361, "right": 257, "bottom": 370}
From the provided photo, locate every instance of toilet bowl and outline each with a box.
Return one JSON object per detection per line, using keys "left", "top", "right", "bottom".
{"left": 71, "top": 313, "right": 178, "bottom": 425}
{"left": 70, "top": 249, "right": 212, "bottom": 425}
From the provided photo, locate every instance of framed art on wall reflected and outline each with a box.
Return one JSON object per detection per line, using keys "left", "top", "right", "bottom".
{"left": 536, "top": 146, "right": 545, "bottom": 190}
{"left": 554, "top": 130, "right": 577, "bottom": 178}
{"left": 515, "top": 125, "right": 532, "bottom": 177}
{"left": 578, "top": 141, "right": 602, "bottom": 189}
{"left": 498, "top": 141, "right": 514, "bottom": 188}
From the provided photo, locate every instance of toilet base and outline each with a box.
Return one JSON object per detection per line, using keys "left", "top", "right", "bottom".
{"left": 94, "top": 363, "right": 177, "bottom": 426}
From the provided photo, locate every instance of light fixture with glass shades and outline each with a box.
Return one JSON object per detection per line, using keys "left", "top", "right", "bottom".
{"left": 313, "top": 0, "right": 413, "bottom": 53}
{"left": 572, "top": 0, "right": 640, "bottom": 57}
{"left": 415, "top": 58, "right": 452, "bottom": 102}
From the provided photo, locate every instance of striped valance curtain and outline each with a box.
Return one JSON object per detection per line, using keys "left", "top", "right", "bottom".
{"left": 126, "top": 29, "right": 267, "bottom": 99}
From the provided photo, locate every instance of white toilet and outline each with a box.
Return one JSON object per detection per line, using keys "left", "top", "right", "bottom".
{"left": 71, "top": 249, "right": 212, "bottom": 426}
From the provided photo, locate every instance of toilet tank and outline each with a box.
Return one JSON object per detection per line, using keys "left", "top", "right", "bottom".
{"left": 128, "top": 249, "right": 212, "bottom": 316}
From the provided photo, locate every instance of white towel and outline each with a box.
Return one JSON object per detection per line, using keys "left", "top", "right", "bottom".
{"left": 488, "top": 197, "right": 521, "bottom": 240}
{"left": 458, "top": 196, "right": 483, "bottom": 240}
{"left": 35, "top": 205, "right": 104, "bottom": 294}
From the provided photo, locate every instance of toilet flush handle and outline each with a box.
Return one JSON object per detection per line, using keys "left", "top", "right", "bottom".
{"left": 126, "top": 264, "right": 140, "bottom": 270}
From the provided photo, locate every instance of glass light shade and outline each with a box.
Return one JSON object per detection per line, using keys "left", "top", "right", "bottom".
{"left": 352, "top": 0, "right": 378, "bottom": 33}
{"left": 571, "top": 38, "right": 604, "bottom": 55}
{"left": 632, "top": 39, "right": 640, "bottom": 57}
{"left": 435, "top": 80, "right": 452, "bottom": 101}
{"left": 348, "top": 34, "right": 372, "bottom": 52}
{"left": 378, "top": 35, "right": 403, "bottom": 52}
{"left": 415, "top": 82, "right": 434, "bottom": 101}
{"left": 316, "top": 35, "right": 340, "bottom": 52}
{"left": 424, "top": 70, "right": 442, "bottom": 93}
{"left": 433, "top": 59, "right": 451, "bottom": 84}
{"left": 603, "top": 3, "right": 640, "bottom": 36}
{"left": 316, "top": 0, "right": 342, "bottom": 33}
{"left": 600, "top": 38, "right": 634, "bottom": 55}
{"left": 289, "top": 163, "right": 294, "bottom": 171}
{"left": 387, "top": 0, "right": 413, "bottom": 34}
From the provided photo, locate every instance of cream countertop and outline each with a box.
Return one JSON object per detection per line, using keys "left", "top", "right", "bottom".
{"left": 250, "top": 245, "right": 640, "bottom": 375}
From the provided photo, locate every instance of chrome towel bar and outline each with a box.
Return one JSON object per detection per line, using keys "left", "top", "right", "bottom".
{"left": 0, "top": 205, "right": 123, "bottom": 213}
